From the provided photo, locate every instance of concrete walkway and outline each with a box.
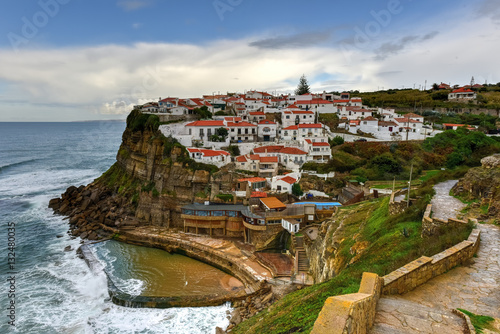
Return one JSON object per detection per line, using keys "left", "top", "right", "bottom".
{"left": 430, "top": 180, "right": 466, "bottom": 220}
{"left": 371, "top": 181, "right": 500, "bottom": 333}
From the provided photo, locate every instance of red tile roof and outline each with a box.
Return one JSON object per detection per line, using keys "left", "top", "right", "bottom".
{"left": 379, "top": 121, "right": 398, "bottom": 127}
{"left": 259, "top": 156, "right": 279, "bottom": 163}
{"left": 251, "top": 191, "right": 268, "bottom": 198}
{"left": 298, "top": 124, "right": 322, "bottom": 128}
{"left": 362, "top": 116, "right": 378, "bottom": 121}
{"left": 226, "top": 121, "right": 257, "bottom": 127}
{"left": 296, "top": 99, "right": 333, "bottom": 104}
{"left": 258, "top": 119, "right": 276, "bottom": 125}
{"left": 313, "top": 142, "right": 330, "bottom": 147}
{"left": 253, "top": 145, "right": 284, "bottom": 153}
{"left": 249, "top": 111, "right": 265, "bottom": 115}
{"left": 186, "top": 120, "right": 225, "bottom": 127}
{"left": 238, "top": 177, "right": 267, "bottom": 183}
{"left": 283, "top": 125, "right": 298, "bottom": 130}
{"left": 280, "top": 147, "right": 307, "bottom": 155}
{"left": 236, "top": 155, "right": 248, "bottom": 162}
{"left": 279, "top": 176, "right": 297, "bottom": 184}
{"left": 451, "top": 88, "right": 475, "bottom": 93}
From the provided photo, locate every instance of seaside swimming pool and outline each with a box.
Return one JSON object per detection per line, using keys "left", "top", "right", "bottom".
{"left": 293, "top": 202, "right": 342, "bottom": 210}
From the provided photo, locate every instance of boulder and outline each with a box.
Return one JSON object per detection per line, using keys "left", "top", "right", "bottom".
{"left": 481, "top": 154, "right": 500, "bottom": 169}
{"left": 48, "top": 198, "right": 61, "bottom": 210}
{"left": 230, "top": 309, "right": 242, "bottom": 326}
{"left": 215, "top": 327, "right": 226, "bottom": 334}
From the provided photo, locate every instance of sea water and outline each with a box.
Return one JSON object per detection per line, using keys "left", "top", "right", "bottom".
{"left": 0, "top": 122, "right": 231, "bottom": 334}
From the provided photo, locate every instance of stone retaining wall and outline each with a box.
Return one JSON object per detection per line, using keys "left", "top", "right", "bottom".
{"left": 389, "top": 190, "right": 408, "bottom": 215}
{"left": 310, "top": 228, "right": 481, "bottom": 333}
{"left": 421, "top": 204, "right": 470, "bottom": 237}
{"left": 100, "top": 225, "right": 265, "bottom": 292}
{"left": 79, "top": 244, "right": 251, "bottom": 309}
{"left": 383, "top": 228, "right": 481, "bottom": 295}
{"left": 310, "top": 273, "right": 382, "bottom": 334}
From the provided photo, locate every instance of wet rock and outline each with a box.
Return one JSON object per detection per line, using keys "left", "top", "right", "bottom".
{"left": 230, "top": 309, "right": 242, "bottom": 326}
{"left": 80, "top": 231, "right": 88, "bottom": 239}
{"left": 215, "top": 326, "right": 226, "bottom": 334}
{"left": 48, "top": 198, "right": 61, "bottom": 210}
{"left": 56, "top": 234, "right": 64, "bottom": 238}
{"left": 64, "top": 245, "right": 72, "bottom": 252}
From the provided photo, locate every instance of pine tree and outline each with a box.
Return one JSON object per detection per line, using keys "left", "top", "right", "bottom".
{"left": 295, "top": 74, "right": 311, "bottom": 95}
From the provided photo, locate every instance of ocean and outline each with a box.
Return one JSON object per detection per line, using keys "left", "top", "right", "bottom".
{"left": 0, "top": 122, "right": 231, "bottom": 334}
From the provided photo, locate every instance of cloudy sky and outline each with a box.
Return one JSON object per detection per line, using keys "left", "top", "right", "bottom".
{"left": 0, "top": 0, "right": 499, "bottom": 121}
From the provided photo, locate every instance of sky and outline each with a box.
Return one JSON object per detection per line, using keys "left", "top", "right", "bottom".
{"left": 0, "top": 0, "right": 499, "bottom": 121}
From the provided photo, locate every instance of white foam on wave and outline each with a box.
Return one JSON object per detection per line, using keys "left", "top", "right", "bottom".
{"left": 0, "top": 168, "right": 98, "bottom": 198}
{"left": 90, "top": 242, "right": 146, "bottom": 296}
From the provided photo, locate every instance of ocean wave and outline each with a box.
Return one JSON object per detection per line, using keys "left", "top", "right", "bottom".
{"left": 0, "top": 158, "right": 38, "bottom": 173}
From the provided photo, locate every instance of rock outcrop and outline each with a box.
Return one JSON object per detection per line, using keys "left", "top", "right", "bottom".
{"left": 453, "top": 154, "right": 500, "bottom": 222}
{"left": 49, "top": 115, "right": 239, "bottom": 239}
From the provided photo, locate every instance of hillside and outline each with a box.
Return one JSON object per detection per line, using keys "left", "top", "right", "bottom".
{"left": 232, "top": 170, "right": 473, "bottom": 333}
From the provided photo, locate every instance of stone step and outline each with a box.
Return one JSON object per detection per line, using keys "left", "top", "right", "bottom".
{"left": 371, "top": 297, "right": 465, "bottom": 334}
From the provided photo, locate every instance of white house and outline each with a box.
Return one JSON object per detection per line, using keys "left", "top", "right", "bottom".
{"left": 235, "top": 154, "right": 279, "bottom": 177}
{"left": 248, "top": 111, "right": 266, "bottom": 123}
{"left": 187, "top": 148, "right": 231, "bottom": 166}
{"left": 282, "top": 218, "right": 300, "bottom": 234}
{"left": 394, "top": 117, "right": 423, "bottom": 133}
{"left": 340, "top": 107, "right": 373, "bottom": 120}
{"left": 227, "top": 121, "right": 258, "bottom": 142}
{"left": 448, "top": 88, "right": 477, "bottom": 100}
{"left": 282, "top": 110, "right": 315, "bottom": 128}
{"left": 295, "top": 99, "right": 336, "bottom": 113}
{"left": 271, "top": 175, "right": 297, "bottom": 194}
{"left": 185, "top": 120, "right": 228, "bottom": 143}
{"left": 358, "top": 116, "right": 379, "bottom": 134}
{"left": 279, "top": 147, "right": 308, "bottom": 169}
{"left": 378, "top": 121, "right": 399, "bottom": 134}
{"left": 303, "top": 139, "right": 331, "bottom": 162}
{"left": 257, "top": 119, "right": 277, "bottom": 142}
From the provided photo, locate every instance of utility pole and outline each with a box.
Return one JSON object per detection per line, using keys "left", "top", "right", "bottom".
{"left": 407, "top": 163, "right": 413, "bottom": 208}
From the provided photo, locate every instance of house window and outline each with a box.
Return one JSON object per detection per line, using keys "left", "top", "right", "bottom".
{"left": 286, "top": 116, "right": 290, "bottom": 119}
{"left": 189, "top": 129, "right": 192, "bottom": 135}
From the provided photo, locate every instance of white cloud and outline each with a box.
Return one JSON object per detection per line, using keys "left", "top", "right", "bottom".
{"left": 0, "top": 12, "right": 498, "bottom": 121}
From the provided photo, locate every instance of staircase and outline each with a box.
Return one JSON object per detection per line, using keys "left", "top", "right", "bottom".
{"left": 294, "top": 235, "right": 309, "bottom": 273}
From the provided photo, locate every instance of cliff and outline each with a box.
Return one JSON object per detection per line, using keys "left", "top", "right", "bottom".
{"left": 48, "top": 111, "right": 240, "bottom": 237}
{"left": 452, "top": 154, "right": 500, "bottom": 222}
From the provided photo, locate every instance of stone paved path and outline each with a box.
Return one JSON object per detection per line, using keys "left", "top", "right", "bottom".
{"left": 430, "top": 180, "right": 466, "bottom": 220}
{"left": 371, "top": 181, "right": 500, "bottom": 333}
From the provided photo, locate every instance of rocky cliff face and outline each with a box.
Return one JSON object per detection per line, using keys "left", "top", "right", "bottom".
{"left": 453, "top": 154, "right": 500, "bottom": 222}
{"left": 49, "top": 117, "right": 238, "bottom": 237}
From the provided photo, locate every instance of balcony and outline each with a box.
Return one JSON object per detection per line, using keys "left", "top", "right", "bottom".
{"left": 243, "top": 221, "right": 267, "bottom": 231}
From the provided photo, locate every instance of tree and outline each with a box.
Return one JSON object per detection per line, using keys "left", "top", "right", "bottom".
{"left": 292, "top": 183, "right": 304, "bottom": 197}
{"left": 295, "top": 74, "right": 311, "bottom": 95}
{"left": 329, "top": 135, "right": 345, "bottom": 147}
{"left": 194, "top": 106, "right": 212, "bottom": 119}
{"left": 432, "top": 83, "right": 439, "bottom": 90}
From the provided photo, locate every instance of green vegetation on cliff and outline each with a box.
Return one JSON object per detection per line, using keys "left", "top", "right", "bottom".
{"left": 302, "top": 129, "right": 499, "bottom": 184}
{"left": 233, "top": 170, "right": 473, "bottom": 334}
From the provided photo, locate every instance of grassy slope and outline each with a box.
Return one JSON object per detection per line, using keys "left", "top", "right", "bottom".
{"left": 233, "top": 192, "right": 473, "bottom": 334}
